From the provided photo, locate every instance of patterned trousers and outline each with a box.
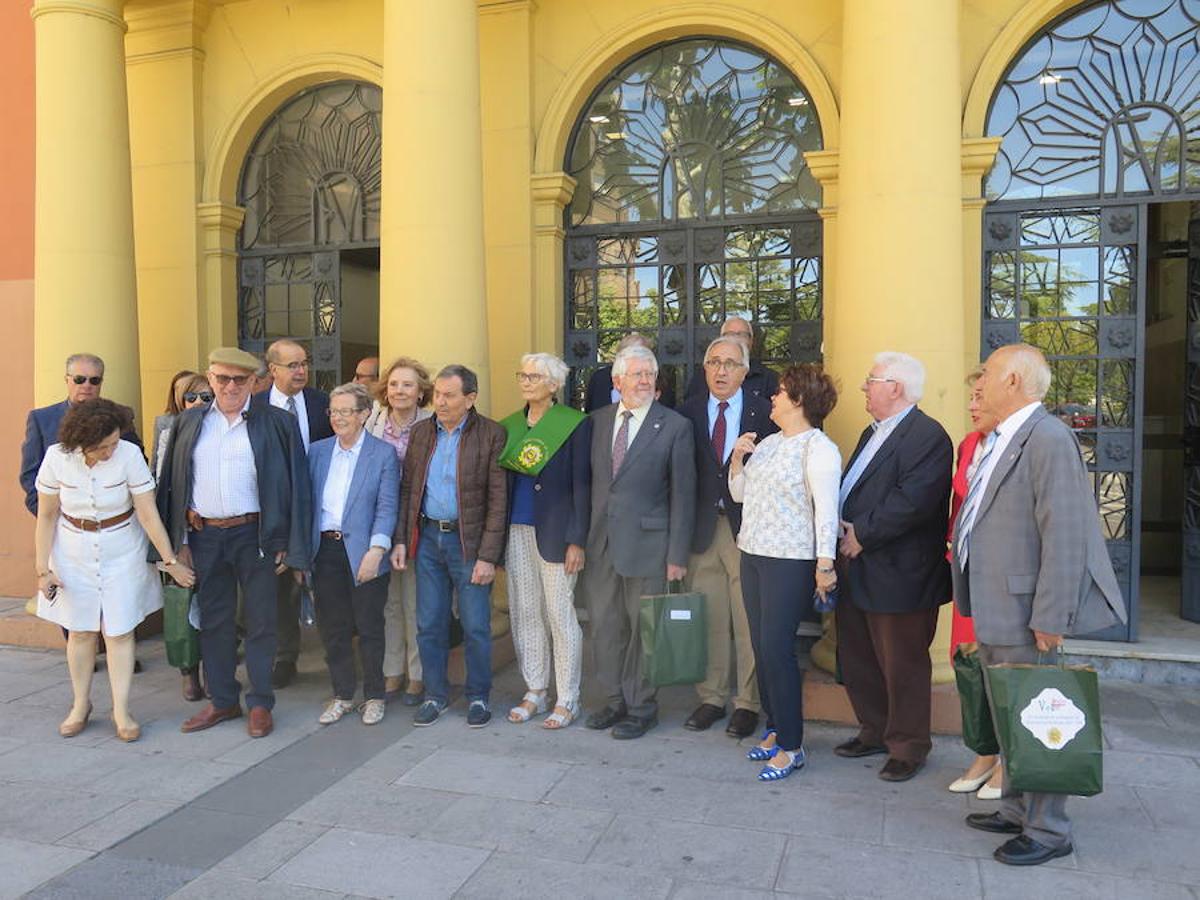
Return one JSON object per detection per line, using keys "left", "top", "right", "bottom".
{"left": 505, "top": 525, "right": 582, "bottom": 705}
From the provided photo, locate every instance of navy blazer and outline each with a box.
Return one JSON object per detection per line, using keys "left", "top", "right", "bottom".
{"left": 684, "top": 360, "right": 779, "bottom": 405}
{"left": 20, "top": 399, "right": 143, "bottom": 515}
{"left": 679, "top": 390, "right": 777, "bottom": 554}
{"left": 307, "top": 432, "right": 400, "bottom": 579}
{"left": 584, "top": 365, "right": 677, "bottom": 413}
{"left": 505, "top": 412, "right": 592, "bottom": 564}
{"left": 251, "top": 386, "right": 333, "bottom": 446}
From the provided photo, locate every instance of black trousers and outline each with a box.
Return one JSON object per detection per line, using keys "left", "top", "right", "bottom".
{"left": 312, "top": 536, "right": 389, "bottom": 701}
{"left": 740, "top": 553, "right": 816, "bottom": 751}
{"left": 189, "top": 522, "right": 277, "bottom": 711}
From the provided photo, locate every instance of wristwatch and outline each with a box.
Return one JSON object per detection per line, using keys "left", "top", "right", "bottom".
{"left": 817, "top": 564, "right": 835, "bottom": 574}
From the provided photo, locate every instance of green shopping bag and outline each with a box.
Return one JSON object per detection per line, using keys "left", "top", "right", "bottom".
{"left": 954, "top": 643, "right": 999, "bottom": 756}
{"left": 162, "top": 578, "right": 200, "bottom": 670}
{"left": 639, "top": 582, "right": 706, "bottom": 687}
{"left": 985, "top": 659, "right": 1104, "bottom": 797}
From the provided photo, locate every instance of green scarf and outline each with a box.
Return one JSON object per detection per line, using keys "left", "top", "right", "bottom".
{"left": 498, "top": 403, "right": 585, "bottom": 476}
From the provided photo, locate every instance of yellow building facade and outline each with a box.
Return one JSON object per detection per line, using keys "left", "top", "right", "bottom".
{"left": 24, "top": 0, "right": 1200, "bottom": 658}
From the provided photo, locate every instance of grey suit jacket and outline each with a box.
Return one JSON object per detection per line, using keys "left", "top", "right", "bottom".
{"left": 950, "top": 406, "right": 1126, "bottom": 644}
{"left": 586, "top": 401, "right": 696, "bottom": 578}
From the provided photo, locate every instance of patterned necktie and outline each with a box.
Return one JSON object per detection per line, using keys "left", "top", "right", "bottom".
{"left": 711, "top": 400, "right": 729, "bottom": 463}
{"left": 612, "top": 410, "right": 633, "bottom": 477}
{"left": 286, "top": 395, "right": 298, "bottom": 417}
{"left": 956, "top": 431, "right": 999, "bottom": 565}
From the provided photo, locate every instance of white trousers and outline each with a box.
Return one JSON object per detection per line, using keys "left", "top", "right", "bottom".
{"left": 505, "top": 525, "right": 582, "bottom": 705}
{"left": 382, "top": 565, "right": 422, "bottom": 681}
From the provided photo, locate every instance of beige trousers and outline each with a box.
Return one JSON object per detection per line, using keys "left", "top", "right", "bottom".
{"left": 382, "top": 566, "right": 421, "bottom": 681}
{"left": 687, "top": 515, "right": 760, "bottom": 712}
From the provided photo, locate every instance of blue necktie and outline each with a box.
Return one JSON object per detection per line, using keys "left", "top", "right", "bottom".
{"left": 956, "top": 431, "right": 999, "bottom": 565}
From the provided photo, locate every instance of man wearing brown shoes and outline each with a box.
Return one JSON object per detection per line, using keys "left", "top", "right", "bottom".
{"left": 154, "top": 347, "right": 312, "bottom": 738}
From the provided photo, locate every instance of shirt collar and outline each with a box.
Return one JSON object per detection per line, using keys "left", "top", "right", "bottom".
{"left": 436, "top": 413, "right": 468, "bottom": 436}
{"left": 707, "top": 388, "right": 743, "bottom": 416}
{"left": 270, "top": 385, "right": 301, "bottom": 407}
{"left": 996, "top": 401, "right": 1042, "bottom": 438}
{"left": 872, "top": 403, "right": 914, "bottom": 432}
{"left": 617, "top": 400, "right": 652, "bottom": 423}
{"left": 334, "top": 428, "right": 366, "bottom": 456}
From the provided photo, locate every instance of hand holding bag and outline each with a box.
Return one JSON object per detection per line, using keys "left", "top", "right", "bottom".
{"left": 639, "top": 581, "right": 707, "bottom": 687}
{"left": 161, "top": 574, "right": 200, "bottom": 670}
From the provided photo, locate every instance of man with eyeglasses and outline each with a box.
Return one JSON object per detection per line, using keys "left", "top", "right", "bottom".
{"left": 20, "top": 353, "right": 142, "bottom": 516}
{"left": 155, "top": 346, "right": 312, "bottom": 738}
{"left": 250, "top": 339, "right": 333, "bottom": 688}
{"left": 581, "top": 345, "right": 696, "bottom": 739}
{"left": 352, "top": 356, "right": 380, "bottom": 388}
{"left": 677, "top": 336, "right": 777, "bottom": 739}
{"left": 684, "top": 316, "right": 780, "bottom": 404}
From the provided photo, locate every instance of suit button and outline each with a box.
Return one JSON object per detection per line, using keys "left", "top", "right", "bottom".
{"left": 534, "top": 484, "right": 542, "bottom": 492}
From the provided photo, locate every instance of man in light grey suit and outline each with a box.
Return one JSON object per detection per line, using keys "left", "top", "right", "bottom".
{"left": 952, "top": 343, "right": 1126, "bottom": 867}
{"left": 581, "top": 345, "right": 696, "bottom": 739}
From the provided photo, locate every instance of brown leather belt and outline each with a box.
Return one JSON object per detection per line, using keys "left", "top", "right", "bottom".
{"left": 186, "top": 510, "right": 259, "bottom": 531}
{"left": 62, "top": 508, "right": 134, "bottom": 532}
{"left": 320, "top": 530, "right": 344, "bottom": 541}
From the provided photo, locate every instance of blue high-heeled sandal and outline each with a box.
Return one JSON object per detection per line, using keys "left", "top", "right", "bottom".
{"left": 746, "top": 729, "right": 777, "bottom": 761}
{"left": 757, "top": 746, "right": 806, "bottom": 781}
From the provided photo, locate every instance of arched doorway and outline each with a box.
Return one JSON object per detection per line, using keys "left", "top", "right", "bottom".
{"left": 982, "top": 0, "right": 1200, "bottom": 635}
{"left": 237, "top": 80, "right": 382, "bottom": 390}
{"left": 561, "top": 38, "right": 824, "bottom": 406}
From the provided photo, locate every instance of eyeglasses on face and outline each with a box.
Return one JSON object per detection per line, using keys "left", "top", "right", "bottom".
{"left": 70, "top": 375, "right": 103, "bottom": 386}
{"left": 211, "top": 373, "right": 252, "bottom": 386}
{"left": 327, "top": 407, "right": 363, "bottom": 419}
{"left": 624, "top": 369, "right": 656, "bottom": 382}
{"left": 275, "top": 360, "right": 309, "bottom": 371}
{"left": 353, "top": 373, "right": 375, "bottom": 381}
{"left": 515, "top": 372, "right": 546, "bottom": 383}
{"left": 865, "top": 376, "right": 897, "bottom": 385}
{"left": 184, "top": 391, "right": 214, "bottom": 404}
{"left": 704, "top": 358, "right": 744, "bottom": 372}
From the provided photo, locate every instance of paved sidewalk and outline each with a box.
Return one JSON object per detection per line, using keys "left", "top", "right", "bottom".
{"left": 0, "top": 639, "right": 1198, "bottom": 899}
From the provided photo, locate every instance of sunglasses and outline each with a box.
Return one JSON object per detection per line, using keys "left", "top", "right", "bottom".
{"left": 184, "top": 391, "right": 214, "bottom": 404}
{"left": 211, "top": 373, "right": 252, "bottom": 386}
{"left": 70, "top": 375, "right": 103, "bottom": 386}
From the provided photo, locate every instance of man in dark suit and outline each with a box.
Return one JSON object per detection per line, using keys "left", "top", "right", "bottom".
{"left": 20, "top": 353, "right": 142, "bottom": 515}
{"left": 583, "top": 333, "right": 677, "bottom": 412}
{"left": 835, "top": 351, "right": 952, "bottom": 782}
{"left": 953, "top": 343, "right": 1125, "bottom": 866}
{"left": 683, "top": 316, "right": 779, "bottom": 404}
{"left": 250, "top": 339, "right": 333, "bottom": 687}
{"left": 581, "top": 345, "right": 696, "bottom": 739}
{"left": 678, "top": 336, "right": 777, "bottom": 738}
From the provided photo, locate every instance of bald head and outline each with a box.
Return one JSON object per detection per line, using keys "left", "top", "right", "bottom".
{"left": 978, "top": 343, "right": 1051, "bottom": 423}
{"left": 266, "top": 339, "right": 309, "bottom": 395}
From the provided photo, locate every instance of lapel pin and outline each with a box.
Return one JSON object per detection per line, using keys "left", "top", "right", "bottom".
{"left": 654, "top": 422, "right": 661, "bottom": 430}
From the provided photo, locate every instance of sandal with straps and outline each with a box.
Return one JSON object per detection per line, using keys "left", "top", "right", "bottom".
{"left": 746, "top": 729, "right": 777, "bottom": 761}
{"left": 507, "top": 691, "right": 549, "bottom": 723}
{"left": 757, "top": 746, "right": 806, "bottom": 782}
{"left": 542, "top": 699, "right": 580, "bottom": 730}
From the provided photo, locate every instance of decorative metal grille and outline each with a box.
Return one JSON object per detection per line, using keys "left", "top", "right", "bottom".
{"left": 237, "top": 81, "right": 382, "bottom": 391}
{"left": 564, "top": 39, "right": 823, "bottom": 404}
{"left": 986, "top": 0, "right": 1200, "bottom": 202}
{"left": 1184, "top": 212, "right": 1200, "bottom": 621}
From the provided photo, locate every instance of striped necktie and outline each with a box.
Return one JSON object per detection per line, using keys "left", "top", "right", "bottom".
{"left": 286, "top": 395, "right": 298, "bottom": 417}
{"left": 612, "top": 410, "right": 633, "bottom": 477}
{"left": 956, "top": 431, "right": 998, "bottom": 566}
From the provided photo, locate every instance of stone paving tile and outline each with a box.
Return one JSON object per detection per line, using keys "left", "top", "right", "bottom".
{"left": 88, "top": 751, "right": 244, "bottom": 803}
{"left": 1131, "top": 785, "right": 1200, "bottom": 832}
{"left": 0, "top": 737, "right": 27, "bottom": 758}
{"left": 170, "top": 869, "right": 344, "bottom": 899}
{"left": 1103, "top": 749, "right": 1200, "bottom": 791}
{"left": 396, "top": 747, "right": 569, "bottom": 801}
{"left": 351, "top": 738, "right": 438, "bottom": 781}
{"left": 776, "top": 834, "right": 985, "bottom": 899}
{"left": 979, "top": 863, "right": 1194, "bottom": 899}
{"left": 669, "top": 884, "right": 777, "bottom": 900}
{"left": 0, "top": 835, "right": 93, "bottom": 899}
{"left": 213, "top": 820, "right": 330, "bottom": 880}
{"left": 25, "top": 855, "right": 202, "bottom": 900}
{"left": 1153, "top": 697, "right": 1200, "bottom": 730}
{"left": 0, "top": 670, "right": 70, "bottom": 703}
{"left": 422, "top": 794, "right": 614, "bottom": 862}
{"left": 287, "top": 776, "right": 460, "bottom": 836}
{"left": 707, "top": 782, "right": 886, "bottom": 843}
{"left": 881, "top": 802, "right": 1046, "bottom": 862}
{"left": 588, "top": 813, "right": 788, "bottom": 891}
{"left": 0, "top": 782, "right": 127, "bottom": 842}
{"left": 57, "top": 799, "right": 181, "bottom": 851}
{"left": 109, "top": 806, "right": 273, "bottom": 870}
{"left": 543, "top": 761, "right": 724, "bottom": 823}
{"left": 0, "top": 648, "right": 61, "bottom": 675}
{"left": 454, "top": 852, "right": 674, "bottom": 899}
{"left": 269, "top": 827, "right": 489, "bottom": 898}
{"left": 191, "top": 760, "right": 343, "bottom": 819}
{"left": 0, "top": 738, "right": 134, "bottom": 790}
{"left": 0, "top": 701, "right": 116, "bottom": 747}
{"left": 1071, "top": 819, "right": 1200, "bottom": 886}
{"left": 1104, "top": 720, "right": 1200, "bottom": 756}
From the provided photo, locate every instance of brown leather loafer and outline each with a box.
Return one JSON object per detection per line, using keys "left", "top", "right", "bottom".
{"left": 878, "top": 757, "right": 925, "bottom": 782}
{"left": 833, "top": 737, "right": 888, "bottom": 758}
{"left": 182, "top": 669, "right": 203, "bottom": 702}
{"left": 725, "top": 708, "right": 760, "bottom": 739}
{"left": 683, "top": 703, "right": 727, "bottom": 732}
{"left": 181, "top": 703, "right": 243, "bottom": 734}
{"left": 247, "top": 706, "right": 273, "bottom": 738}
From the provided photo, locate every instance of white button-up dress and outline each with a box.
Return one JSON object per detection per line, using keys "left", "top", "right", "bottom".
{"left": 35, "top": 440, "right": 163, "bottom": 635}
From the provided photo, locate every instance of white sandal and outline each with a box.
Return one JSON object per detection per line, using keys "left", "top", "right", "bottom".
{"left": 542, "top": 699, "right": 580, "bottom": 730}
{"left": 507, "top": 691, "right": 548, "bottom": 723}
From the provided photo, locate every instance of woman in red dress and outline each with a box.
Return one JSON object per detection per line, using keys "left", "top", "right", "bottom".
{"left": 947, "top": 378, "right": 1002, "bottom": 799}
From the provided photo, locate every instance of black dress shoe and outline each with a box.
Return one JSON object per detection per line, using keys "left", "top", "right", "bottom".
{"left": 834, "top": 737, "right": 887, "bottom": 758}
{"left": 994, "top": 834, "right": 1073, "bottom": 866}
{"left": 612, "top": 715, "right": 657, "bottom": 740}
{"left": 878, "top": 758, "right": 924, "bottom": 782}
{"left": 965, "top": 812, "right": 1022, "bottom": 835}
{"left": 271, "top": 660, "right": 297, "bottom": 689}
{"left": 133, "top": 659, "right": 144, "bottom": 674}
{"left": 585, "top": 705, "right": 627, "bottom": 730}
{"left": 725, "top": 708, "right": 759, "bottom": 739}
{"left": 683, "top": 703, "right": 726, "bottom": 732}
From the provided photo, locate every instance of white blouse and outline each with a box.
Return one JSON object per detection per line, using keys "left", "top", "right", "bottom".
{"left": 730, "top": 429, "right": 842, "bottom": 560}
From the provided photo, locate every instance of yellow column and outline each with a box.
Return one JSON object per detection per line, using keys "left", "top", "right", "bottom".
{"left": 32, "top": 0, "right": 141, "bottom": 410}
{"left": 827, "top": 0, "right": 964, "bottom": 683}
{"left": 380, "top": 0, "right": 490, "bottom": 408}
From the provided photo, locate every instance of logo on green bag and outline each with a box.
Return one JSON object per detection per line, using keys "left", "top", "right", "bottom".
{"left": 1020, "top": 688, "right": 1086, "bottom": 750}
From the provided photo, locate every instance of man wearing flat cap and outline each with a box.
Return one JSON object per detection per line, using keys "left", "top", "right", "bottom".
{"left": 155, "top": 347, "right": 312, "bottom": 738}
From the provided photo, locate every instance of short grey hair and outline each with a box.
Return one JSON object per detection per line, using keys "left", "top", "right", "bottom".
{"left": 520, "top": 352, "right": 570, "bottom": 391}
{"left": 722, "top": 316, "right": 754, "bottom": 339}
{"left": 436, "top": 364, "right": 479, "bottom": 396}
{"left": 705, "top": 336, "right": 750, "bottom": 368}
{"left": 615, "top": 332, "right": 654, "bottom": 354}
{"left": 329, "top": 382, "right": 371, "bottom": 412}
{"left": 612, "top": 345, "right": 658, "bottom": 378}
{"left": 874, "top": 351, "right": 925, "bottom": 403}
{"left": 1002, "top": 343, "right": 1052, "bottom": 401}
{"left": 65, "top": 353, "right": 104, "bottom": 375}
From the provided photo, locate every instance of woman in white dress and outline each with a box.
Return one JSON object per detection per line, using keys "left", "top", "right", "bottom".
{"left": 35, "top": 399, "right": 195, "bottom": 742}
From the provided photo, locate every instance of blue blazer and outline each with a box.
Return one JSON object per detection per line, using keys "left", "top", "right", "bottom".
{"left": 20, "top": 399, "right": 143, "bottom": 515}
{"left": 307, "top": 432, "right": 400, "bottom": 580}
{"left": 506, "top": 413, "right": 592, "bottom": 564}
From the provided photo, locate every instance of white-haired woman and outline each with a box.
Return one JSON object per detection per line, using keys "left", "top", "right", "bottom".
{"left": 498, "top": 352, "right": 591, "bottom": 728}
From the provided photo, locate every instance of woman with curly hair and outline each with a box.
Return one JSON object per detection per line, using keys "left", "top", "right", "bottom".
{"left": 35, "top": 399, "right": 195, "bottom": 742}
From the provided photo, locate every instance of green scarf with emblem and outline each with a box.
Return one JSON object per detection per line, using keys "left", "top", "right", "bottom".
{"left": 498, "top": 403, "right": 585, "bottom": 476}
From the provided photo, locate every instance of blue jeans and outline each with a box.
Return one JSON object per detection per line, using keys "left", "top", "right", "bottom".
{"left": 415, "top": 522, "right": 493, "bottom": 704}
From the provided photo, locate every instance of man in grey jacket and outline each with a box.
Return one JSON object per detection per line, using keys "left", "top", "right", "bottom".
{"left": 951, "top": 342, "right": 1125, "bottom": 867}
{"left": 581, "top": 345, "right": 696, "bottom": 739}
